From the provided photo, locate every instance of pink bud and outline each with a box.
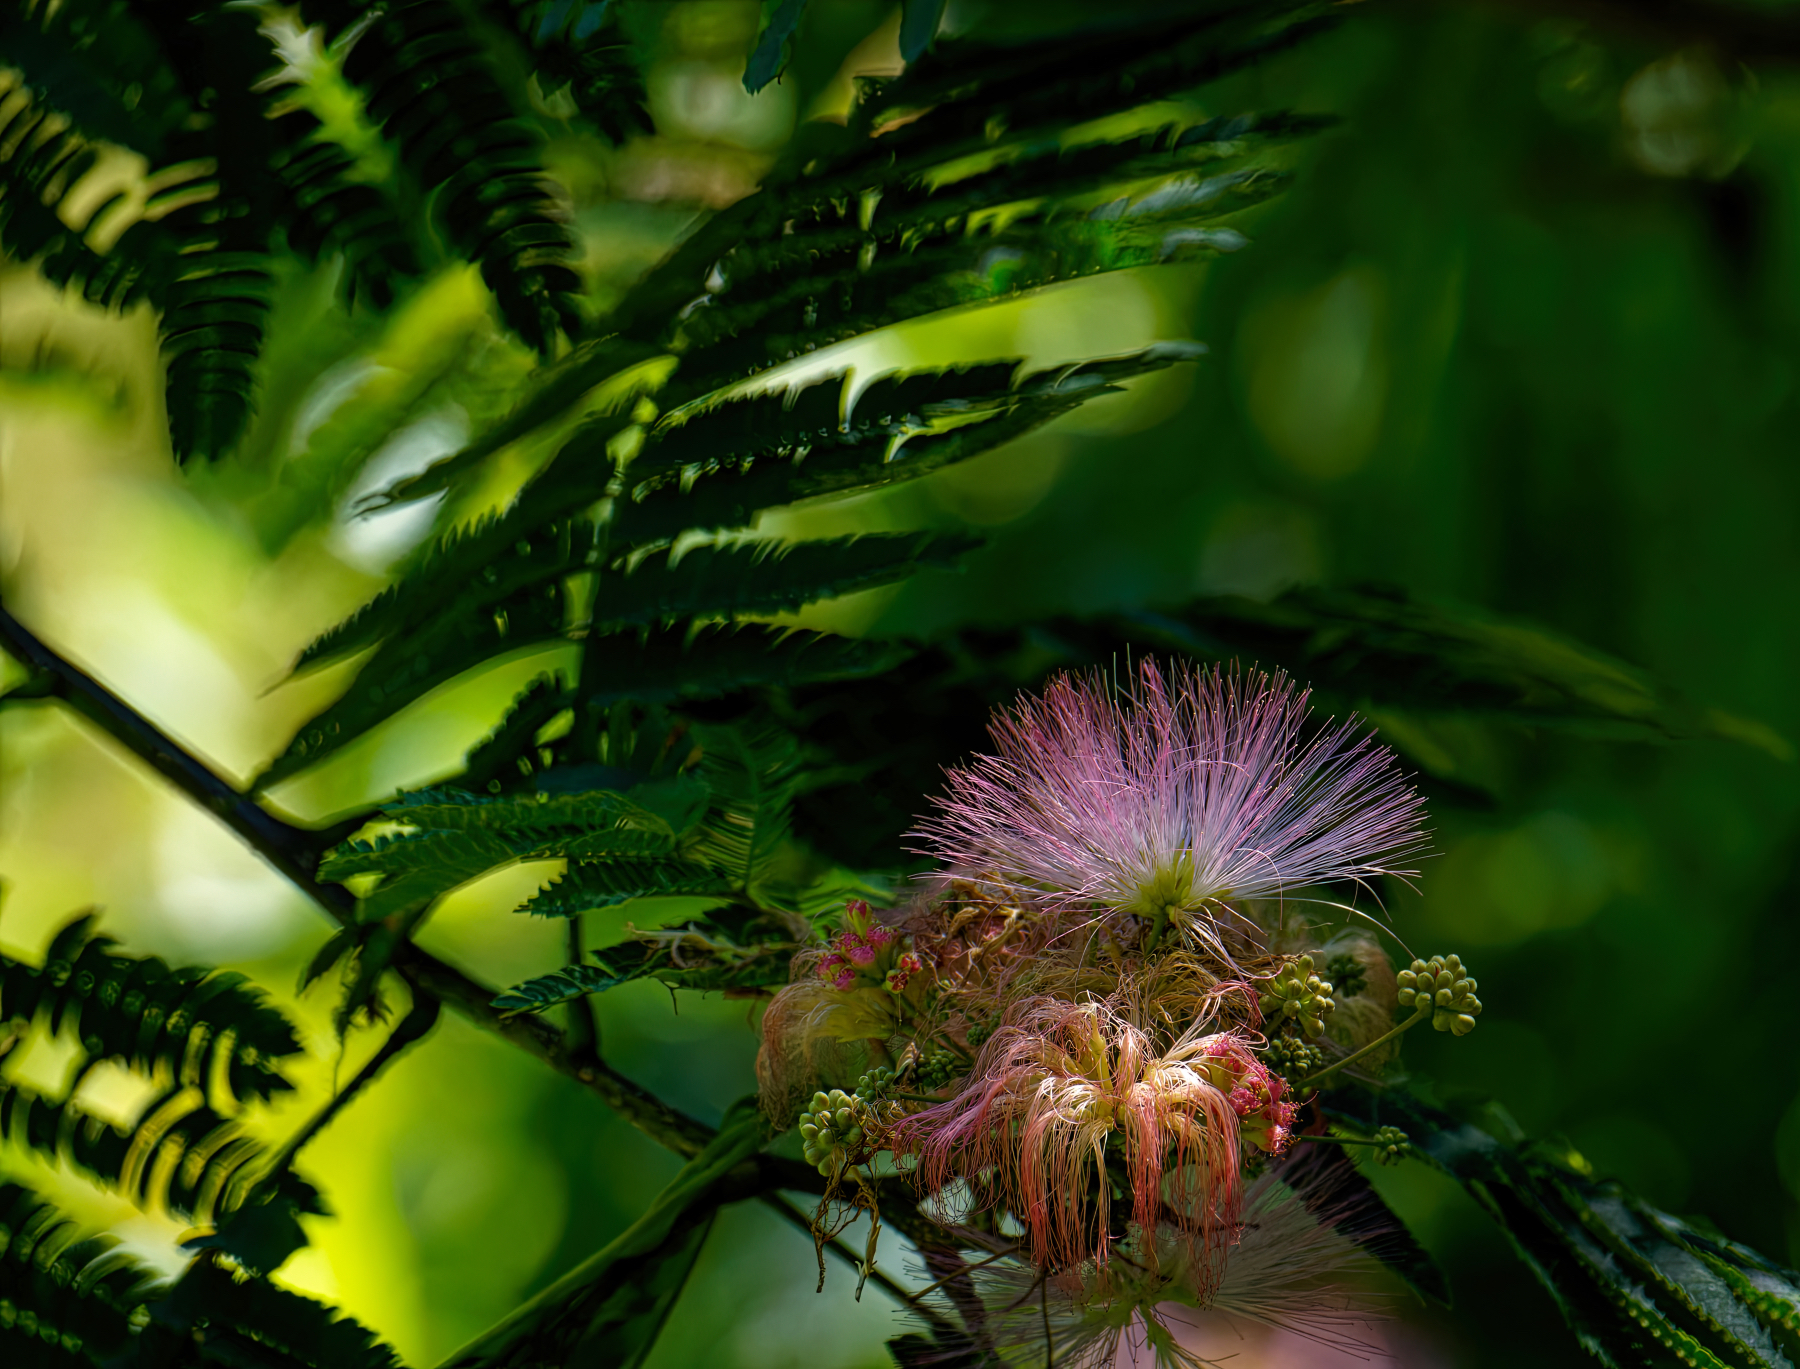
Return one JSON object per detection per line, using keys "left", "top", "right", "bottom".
{"left": 831, "top": 967, "right": 856, "bottom": 991}
{"left": 846, "top": 940, "right": 877, "bottom": 966}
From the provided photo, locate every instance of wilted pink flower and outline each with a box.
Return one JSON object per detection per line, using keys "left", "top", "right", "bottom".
{"left": 914, "top": 661, "right": 1428, "bottom": 965}
{"left": 893, "top": 998, "right": 1249, "bottom": 1274}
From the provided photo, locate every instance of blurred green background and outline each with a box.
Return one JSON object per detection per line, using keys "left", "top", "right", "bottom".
{"left": 4, "top": 3, "right": 1800, "bottom": 1365}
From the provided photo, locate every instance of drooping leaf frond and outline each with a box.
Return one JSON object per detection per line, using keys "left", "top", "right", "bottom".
{"left": 0, "top": 914, "right": 303, "bottom": 1104}
{"left": 1329, "top": 1090, "right": 1800, "bottom": 1369}
{"left": 591, "top": 532, "right": 980, "bottom": 633}
{"left": 0, "top": 1180, "right": 159, "bottom": 1368}
{"left": 298, "top": 0, "right": 583, "bottom": 353}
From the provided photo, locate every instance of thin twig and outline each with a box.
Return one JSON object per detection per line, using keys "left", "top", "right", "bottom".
{"left": 272, "top": 996, "right": 442, "bottom": 1172}
{"left": 1293, "top": 1004, "right": 1431, "bottom": 1091}
{"left": 757, "top": 1192, "right": 945, "bottom": 1326}
{"left": 564, "top": 916, "right": 601, "bottom": 1063}
{"left": 904, "top": 1244, "right": 1020, "bottom": 1306}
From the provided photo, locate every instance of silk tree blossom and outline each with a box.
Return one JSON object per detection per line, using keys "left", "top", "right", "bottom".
{"left": 914, "top": 661, "right": 1429, "bottom": 967}
{"left": 941, "top": 1153, "right": 1389, "bottom": 1369}
{"left": 893, "top": 998, "right": 1272, "bottom": 1276}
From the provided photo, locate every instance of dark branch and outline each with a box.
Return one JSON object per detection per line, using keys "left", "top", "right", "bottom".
{"left": 0, "top": 605, "right": 721, "bottom": 1156}
{"left": 0, "top": 606, "right": 354, "bottom": 920}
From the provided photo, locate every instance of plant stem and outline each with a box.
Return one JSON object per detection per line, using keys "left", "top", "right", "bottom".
{"left": 565, "top": 916, "right": 601, "bottom": 1062}
{"left": 0, "top": 607, "right": 719, "bottom": 1158}
{"left": 0, "top": 608, "right": 959, "bottom": 1256}
{"left": 272, "top": 996, "right": 442, "bottom": 1173}
{"left": 0, "top": 606, "right": 354, "bottom": 921}
{"left": 1292, "top": 1004, "right": 1431, "bottom": 1092}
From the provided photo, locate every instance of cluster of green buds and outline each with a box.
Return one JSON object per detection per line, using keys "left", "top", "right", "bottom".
{"left": 1371, "top": 1125, "right": 1410, "bottom": 1166}
{"left": 799, "top": 1089, "right": 868, "bottom": 1175}
{"left": 1396, "top": 953, "right": 1482, "bottom": 1035}
{"left": 915, "top": 1048, "right": 964, "bottom": 1091}
{"left": 1260, "top": 1034, "right": 1326, "bottom": 1089}
{"left": 854, "top": 1067, "right": 896, "bottom": 1103}
{"left": 1325, "top": 952, "right": 1368, "bottom": 999}
{"left": 1259, "top": 954, "right": 1338, "bottom": 1039}
{"left": 965, "top": 1018, "right": 998, "bottom": 1048}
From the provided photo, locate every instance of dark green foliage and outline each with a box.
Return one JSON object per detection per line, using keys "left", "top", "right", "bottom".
{"left": 515, "top": 860, "right": 733, "bottom": 920}
{"left": 745, "top": 0, "right": 809, "bottom": 96}
{"left": 1328, "top": 1091, "right": 1800, "bottom": 1368}
{"left": 304, "top": 0, "right": 582, "bottom": 353}
{"left": 613, "top": 346, "right": 1201, "bottom": 545}
{"left": 493, "top": 906, "right": 799, "bottom": 1014}
{"left": 0, "top": 0, "right": 429, "bottom": 459}
{"left": 155, "top": 1255, "right": 402, "bottom": 1369}
{"left": 591, "top": 533, "right": 981, "bottom": 631}
{"left": 769, "top": 585, "right": 1789, "bottom": 867}
{"left": 0, "top": 1181, "right": 155, "bottom": 1368}
{"left": 490, "top": 0, "right": 651, "bottom": 143}
{"left": 0, "top": 1071, "right": 256, "bottom": 1226}
{"left": 0, "top": 913, "right": 302, "bottom": 1104}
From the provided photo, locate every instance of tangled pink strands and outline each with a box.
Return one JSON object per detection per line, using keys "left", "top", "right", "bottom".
{"left": 913, "top": 660, "right": 1430, "bottom": 960}
{"left": 891, "top": 998, "right": 1246, "bottom": 1275}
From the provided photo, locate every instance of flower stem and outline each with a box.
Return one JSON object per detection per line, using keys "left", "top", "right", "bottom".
{"left": 1292, "top": 1004, "right": 1431, "bottom": 1092}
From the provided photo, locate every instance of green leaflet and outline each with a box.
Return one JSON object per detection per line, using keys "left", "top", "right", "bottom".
{"left": 0, "top": 1180, "right": 159, "bottom": 1366}
{"left": 1327, "top": 1091, "right": 1800, "bottom": 1367}
{"left": 494, "top": 907, "right": 799, "bottom": 1013}
{"left": 294, "top": 510, "right": 593, "bottom": 673}
{"left": 461, "top": 673, "right": 577, "bottom": 792}
{"left": 434, "top": 1100, "right": 767, "bottom": 1368}
{"left": 496, "top": 1, "right": 652, "bottom": 146}
{"left": 0, "top": 1178, "right": 397, "bottom": 1368}
{"left": 744, "top": 0, "right": 809, "bottom": 95}
{"left": 685, "top": 721, "right": 803, "bottom": 899}
{"left": 515, "top": 859, "right": 733, "bottom": 919}
{"left": 257, "top": 579, "right": 571, "bottom": 790}
{"left": 590, "top": 532, "right": 981, "bottom": 632}
{"left": 577, "top": 624, "right": 914, "bottom": 707}
{"left": 157, "top": 1255, "right": 402, "bottom": 1369}
{"left": 331, "top": 3, "right": 580, "bottom": 355}
{"left": 0, "top": 913, "right": 302, "bottom": 1104}
{"left": 899, "top": 0, "right": 948, "bottom": 62}
{"left": 0, "top": 1071, "right": 261, "bottom": 1228}
{"left": 613, "top": 346, "right": 1197, "bottom": 545}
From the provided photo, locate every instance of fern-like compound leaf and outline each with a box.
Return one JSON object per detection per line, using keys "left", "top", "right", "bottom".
{"left": 0, "top": 1180, "right": 159, "bottom": 1367}
{"left": 0, "top": 914, "right": 302, "bottom": 1105}
{"left": 590, "top": 532, "right": 980, "bottom": 633}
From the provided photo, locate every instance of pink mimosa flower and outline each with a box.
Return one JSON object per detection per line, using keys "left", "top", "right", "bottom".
{"left": 914, "top": 661, "right": 1428, "bottom": 966}
{"left": 893, "top": 998, "right": 1250, "bottom": 1275}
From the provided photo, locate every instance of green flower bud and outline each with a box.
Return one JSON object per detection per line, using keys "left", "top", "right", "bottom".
{"left": 1259, "top": 1035, "right": 1325, "bottom": 1088}
{"left": 1373, "top": 1125, "right": 1410, "bottom": 1166}
{"left": 1258, "top": 954, "right": 1339, "bottom": 1039}
{"left": 1396, "top": 954, "right": 1482, "bottom": 1034}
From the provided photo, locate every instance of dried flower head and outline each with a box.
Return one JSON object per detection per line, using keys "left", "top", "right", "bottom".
{"left": 894, "top": 998, "right": 1254, "bottom": 1274}
{"left": 915, "top": 661, "right": 1428, "bottom": 971}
